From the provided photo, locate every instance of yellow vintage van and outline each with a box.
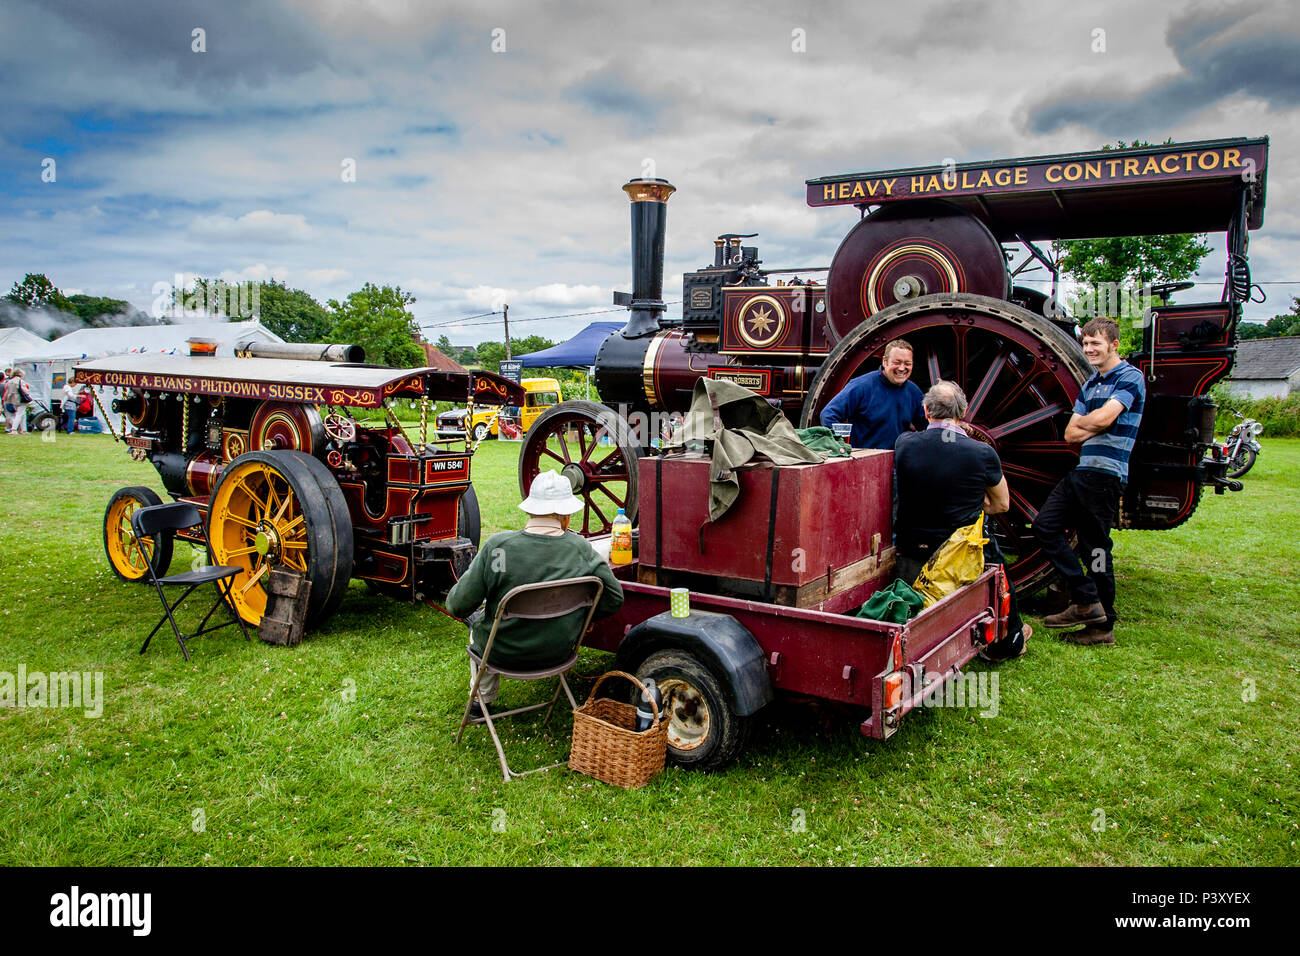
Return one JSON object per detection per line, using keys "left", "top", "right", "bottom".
{"left": 435, "top": 377, "right": 561, "bottom": 440}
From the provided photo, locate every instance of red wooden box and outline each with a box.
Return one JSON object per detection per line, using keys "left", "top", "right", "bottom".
{"left": 638, "top": 449, "right": 893, "bottom": 600}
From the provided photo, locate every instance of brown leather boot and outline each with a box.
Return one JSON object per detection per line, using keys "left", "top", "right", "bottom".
{"left": 1061, "top": 625, "right": 1115, "bottom": 646}
{"left": 1043, "top": 602, "right": 1107, "bottom": 629}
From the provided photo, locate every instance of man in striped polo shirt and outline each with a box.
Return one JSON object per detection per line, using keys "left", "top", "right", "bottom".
{"left": 1032, "top": 317, "right": 1146, "bottom": 646}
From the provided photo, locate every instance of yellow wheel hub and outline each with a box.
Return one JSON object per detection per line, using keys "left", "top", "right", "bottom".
{"left": 105, "top": 496, "right": 157, "bottom": 580}
{"left": 208, "top": 460, "right": 308, "bottom": 626}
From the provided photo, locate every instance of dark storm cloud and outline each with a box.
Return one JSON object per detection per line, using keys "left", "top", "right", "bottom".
{"left": 33, "top": 0, "right": 335, "bottom": 86}
{"left": 564, "top": 62, "right": 663, "bottom": 123}
{"left": 1024, "top": 2, "right": 1300, "bottom": 133}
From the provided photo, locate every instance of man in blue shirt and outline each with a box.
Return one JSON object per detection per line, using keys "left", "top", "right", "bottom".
{"left": 1032, "top": 318, "right": 1146, "bottom": 646}
{"left": 820, "top": 339, "right": 926, "bottom": 449}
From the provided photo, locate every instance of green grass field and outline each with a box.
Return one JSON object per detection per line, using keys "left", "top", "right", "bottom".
{"left": 1, "top": 432, "right": 1296, "bottom": 866}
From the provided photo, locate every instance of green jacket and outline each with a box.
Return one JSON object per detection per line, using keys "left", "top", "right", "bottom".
{"left": 446, "top": 529, "right": 625, "bottom": 668}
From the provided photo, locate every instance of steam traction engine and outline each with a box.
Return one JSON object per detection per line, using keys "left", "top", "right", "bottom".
{"left": 78, "top": 342, "right": 524, "bottom": 628}
{"left": 520, "top": 138, "right": 1270, "bottom": 592}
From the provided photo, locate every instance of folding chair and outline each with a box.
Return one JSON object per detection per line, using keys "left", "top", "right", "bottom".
{"left": 131, "top": 502, "right": 252, "bottom": 661}
{"left": 454, "top": 575, "right": 605, "bottom": 782}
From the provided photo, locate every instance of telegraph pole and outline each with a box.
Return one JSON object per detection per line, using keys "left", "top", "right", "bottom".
{"left": 503, "top": 304, "right": 512, "bottom": 359}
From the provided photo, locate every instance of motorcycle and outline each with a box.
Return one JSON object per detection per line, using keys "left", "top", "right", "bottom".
{"left": 1217, "top": 410, "right": 1264, "bottom": 478}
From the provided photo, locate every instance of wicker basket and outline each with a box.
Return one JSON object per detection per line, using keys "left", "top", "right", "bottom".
{"left": 569, "top": 671, "right": 668, "bottom": 789}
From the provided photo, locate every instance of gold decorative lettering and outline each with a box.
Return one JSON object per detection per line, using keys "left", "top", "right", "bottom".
{"left": 1084, "top": 161, "right": 1101, "bottom": 179}
{"left": 1160, "top": 155, "right": 1179, "bottom": 173}
{"left": 911, "top": 176, "right": 925, "bottom": 193}
{"left": 1045, "top": 164, "right": 1062, "bottom": 183}
{"left": 882, "top": 178, "right": 897, "bottom": 195}
{"left": 1223, "top": 148, "right": 1241, "bottom": 168}
{"left": 1124, "top": 158, "right": 1139, "bottom": 176}
{"left": 1106, "top": 159, "right": 1121, "bottom": 177}
{"left": 1197, "top": 151, "right": 1220, "bottom": 171}
{"left": 1014, "top": 167, "right": 1028, "bottom": 185}
{"left": 1142, "top": 156, "right": 1161, "bottom": 175}
{"left": 994, "top": 168, "right": 1011, "bottom": 186}
{"left": 1063, "top": 163, "right": 1082, "bottom": 181}
{"left": 850, "top": 181, "right": 865, "bottom": 198}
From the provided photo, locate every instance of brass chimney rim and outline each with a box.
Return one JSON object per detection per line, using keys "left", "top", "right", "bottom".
{"left": 623, "top": 178, "right": 676, "bottom": 203}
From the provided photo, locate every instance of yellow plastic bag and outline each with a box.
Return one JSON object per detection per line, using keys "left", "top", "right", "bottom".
{"left": 912, "top": 513, "right": 988, "bottom": 608}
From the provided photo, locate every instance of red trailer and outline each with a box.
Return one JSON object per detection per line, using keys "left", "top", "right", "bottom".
{"left": 583, "top": 449, "right": 1012, "bottom": 770}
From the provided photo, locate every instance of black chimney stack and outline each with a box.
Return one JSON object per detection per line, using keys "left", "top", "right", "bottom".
{"left": 616, "top": 178, "right": 675, "bottom": 338}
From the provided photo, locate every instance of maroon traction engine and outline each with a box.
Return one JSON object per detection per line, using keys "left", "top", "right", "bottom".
{"left": 519, "top": 138, "right": 1270, "bottom": 593}
{"left": 79, "top": 341, "right": 524, "bottom": 629}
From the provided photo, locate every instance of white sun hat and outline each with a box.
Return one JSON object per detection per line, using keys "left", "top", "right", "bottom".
{"left": 518, "top": 470, "right": 584, "bottom": 516}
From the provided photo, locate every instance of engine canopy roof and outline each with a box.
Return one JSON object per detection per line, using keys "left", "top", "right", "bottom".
{"left": 806, "top": 137, "right": 1268, "bottom": 241}
{"left": 74, "top": 354, "right": 524, "bottom": 408}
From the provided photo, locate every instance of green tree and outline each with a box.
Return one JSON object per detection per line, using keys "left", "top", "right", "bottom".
{"left": 474, "top": 340, "right": 507, "bottom": 371}
{"left": 472, "top": 336, "right": 556, "bottom": 372}
{"left": 1055, "top": 140, "right": 1213, "bottom": 353}
{"left": 6, "top": 273, "right": 72, "bottom": 313}
{"left": 171, "top": 277, "right": 261, "bottom": 320}
{"left": 435, "top": 334, "right": 454, "bottom": 352}
{"left": 1238, "top": 300, "right": 1300, "bottom": 340}
{"left": 328, "top": 283, "right": 425, "bottom": 367}
{"left": 252, "top": 280, "right": 333, "bottom": 342}
{"left": 64, "top": 294, "right": 155, "bottom": 327}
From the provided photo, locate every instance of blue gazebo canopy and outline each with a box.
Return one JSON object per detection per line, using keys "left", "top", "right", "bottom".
{"left": 518, "top": 322, "right": 623, "bottom": 368}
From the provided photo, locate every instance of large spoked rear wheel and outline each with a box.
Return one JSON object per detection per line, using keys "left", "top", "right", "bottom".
{"left": 103, "top": 486, "right": 173, "bottom": 581}
{"left": 801, "top": 293, "right": 1090, "bottom": 594}
{"left": 518, "top": 401, "right": 644, "bottom": 536}
{"left": 207, "top": 450, "right": 353, "bottom": 627}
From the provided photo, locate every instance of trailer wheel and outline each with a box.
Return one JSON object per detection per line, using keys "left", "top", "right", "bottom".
{"left": 636, "top": 650, "right": 750, "bottom": 771}
{"left": 103, "top": 486, "right": 173, "bottom": 581}
{"left": 207, "top": 450, "right": 353, "bottom": 627}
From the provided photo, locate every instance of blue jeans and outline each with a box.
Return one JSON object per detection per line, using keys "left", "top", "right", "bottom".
{"left": 64, "top": 407, "right": 77, "bottom": 433}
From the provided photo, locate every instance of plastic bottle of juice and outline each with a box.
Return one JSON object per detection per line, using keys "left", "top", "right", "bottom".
{"left": 611, "top": 508, "right": 633, "bottom": 565}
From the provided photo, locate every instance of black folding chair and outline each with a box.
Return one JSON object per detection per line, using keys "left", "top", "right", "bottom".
{"left": 131, "top": 502, "right": 251, "bottom": 661}
{"left": 454, "top": 575, "right": 605, "bottom": 781}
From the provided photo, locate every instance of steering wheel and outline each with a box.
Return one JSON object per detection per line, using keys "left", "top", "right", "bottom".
{"left": 1150, "top": 281, "right": 1196, "bottom": 301}
{"left": 323, "top": 413, "right": 357, "bottom": 443}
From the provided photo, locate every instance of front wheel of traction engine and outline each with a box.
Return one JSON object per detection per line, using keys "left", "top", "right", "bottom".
{"left": 635, "top": 650, "right": 751, "bottom": 771}
{"left": 207, "top": 450, "right": 353, "bottom": 628}
{"left": 103, "top": 486, "right": 174, "bottom": 581}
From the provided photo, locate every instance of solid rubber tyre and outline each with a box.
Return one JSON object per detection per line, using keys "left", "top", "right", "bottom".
{"left": 207, "top": 450, "right": 353, "bottom": 627}
{"left": 103, "top": 486, "right": 173, "bottom": 582}
{"left": 458, "top": 482, "right": 481, "bottom": 549}
{"left": 636, "top": 650, "right": 751, "bottom": 771}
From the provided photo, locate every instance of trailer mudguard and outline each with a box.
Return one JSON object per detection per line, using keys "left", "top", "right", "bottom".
{"left": 613, "top": 610, "right": 773, "bottom": 716}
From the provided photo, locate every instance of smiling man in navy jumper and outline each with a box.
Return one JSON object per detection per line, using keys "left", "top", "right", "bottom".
{"left": 1033, "top": 317, "right": 1146, "bottom": 646}
{"left": 819, "top": 339, "right": 927, "bottom": 449}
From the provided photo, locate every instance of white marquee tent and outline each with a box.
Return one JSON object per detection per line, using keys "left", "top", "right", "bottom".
{"left": 10, "top": 319, "right": 283, "bottom": 433}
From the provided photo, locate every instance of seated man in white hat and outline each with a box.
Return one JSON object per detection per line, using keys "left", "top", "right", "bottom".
{"left": 446, "top": 470, "right": 625, "bottom": 716}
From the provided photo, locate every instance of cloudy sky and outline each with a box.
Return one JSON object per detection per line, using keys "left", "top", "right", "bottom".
{"left": 3, "top": 0, "right": 1298, "bottom": 345}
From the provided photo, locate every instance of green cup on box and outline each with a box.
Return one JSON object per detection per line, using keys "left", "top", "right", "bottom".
{"left": 670, "top": 588, "right": 690, "bottom": 618}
